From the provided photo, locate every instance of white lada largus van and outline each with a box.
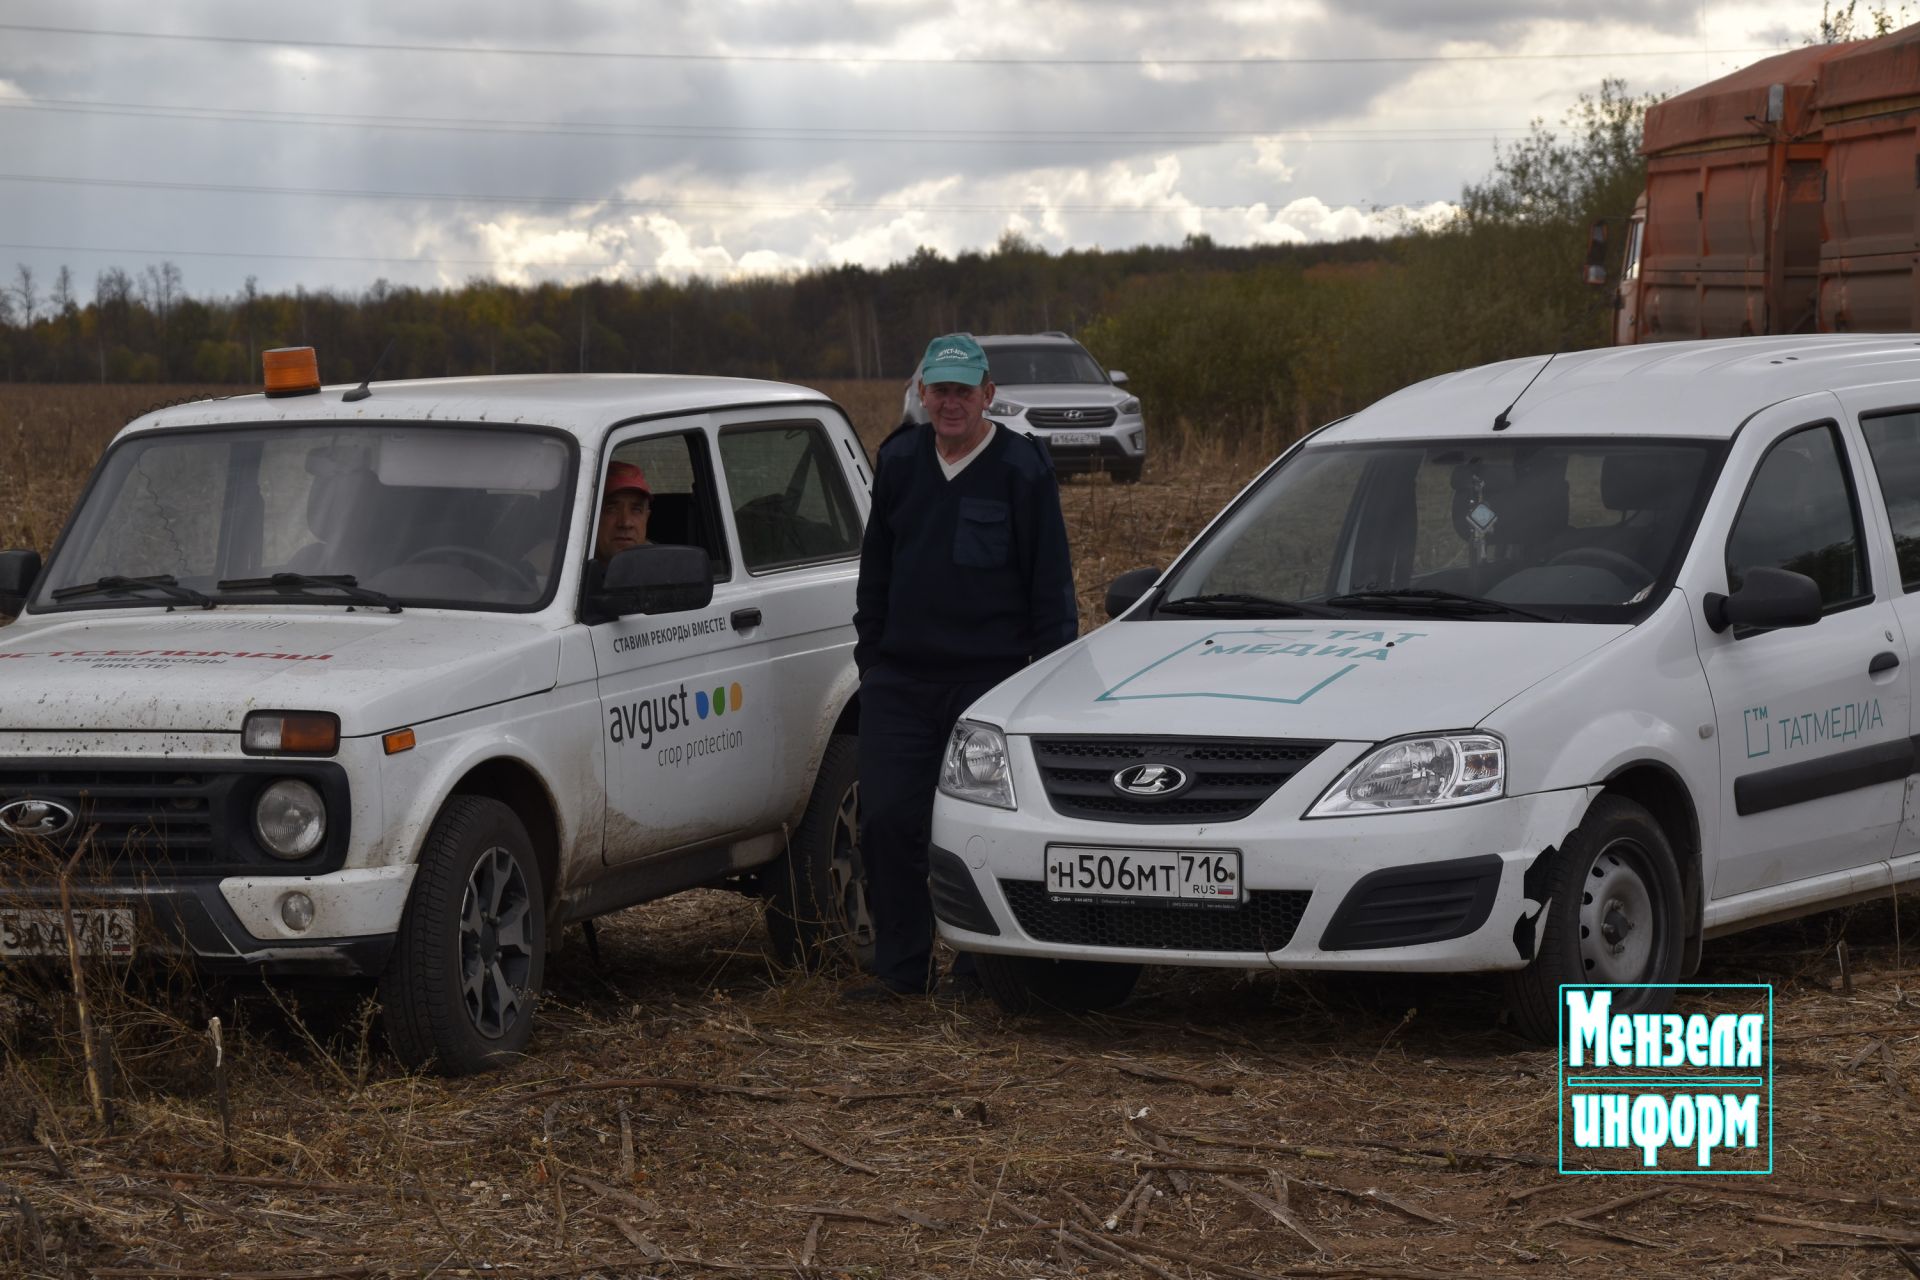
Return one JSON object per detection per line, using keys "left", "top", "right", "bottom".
{"left": 932, "top": 335, "right": 1920, "bottom": 1039}
{"left": 0, "top": 353, "right": 872, "bottom": 1072}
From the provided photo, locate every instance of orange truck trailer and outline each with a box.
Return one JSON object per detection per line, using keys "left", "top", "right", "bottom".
{"left": 1601, "top": 24, "right": 1920, "bottom": 343}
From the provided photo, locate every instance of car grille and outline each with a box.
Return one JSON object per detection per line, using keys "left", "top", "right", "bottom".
{"left": 0, "top": 763, "right": 348, "bottom": 876}
{"left": 1030, "top": 736, "right": 1330, "bottom": 823}
{"left": 1028, "top": 407, "right": 1118, "bottom": 430}
{"left": 1001, "top": 880, "right": 1310, "bottom": 952}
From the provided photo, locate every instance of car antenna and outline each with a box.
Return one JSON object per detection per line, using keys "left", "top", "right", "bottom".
{"left": 1492, "top": 351, "right": 1558, "bottom": 432}
{"left": 342, "top": 338, "right": 397, "bottom": 403}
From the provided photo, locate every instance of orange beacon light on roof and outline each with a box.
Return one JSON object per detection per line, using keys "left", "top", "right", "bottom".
{"left": 263, "top": 346, "right": 321, "bottom": 397}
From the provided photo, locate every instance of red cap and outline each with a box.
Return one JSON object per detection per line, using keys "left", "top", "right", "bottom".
{"left": 605, "top": 461, "right": 651, "bottom": 497}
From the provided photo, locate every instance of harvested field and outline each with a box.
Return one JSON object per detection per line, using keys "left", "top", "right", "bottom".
{"left": 0, "top": 385, "right": 1916, "bottom": 1279}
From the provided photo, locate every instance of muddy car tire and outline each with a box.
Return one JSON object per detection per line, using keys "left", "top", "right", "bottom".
{"left": 975, "top": 953, "right": 1142, "bottom": 1015}
{"left": 1503, "top": 794, "right": 1683, "bottom": 1043}
{"left": 380, "top": 796, "right": 546, "bottom": 1075}
{"left": 765, "top": 734, "right": 874, "bottom": 973}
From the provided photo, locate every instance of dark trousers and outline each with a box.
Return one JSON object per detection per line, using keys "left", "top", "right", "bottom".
{"left": 858, "top": 662, "right": 1015, "bottom": 992}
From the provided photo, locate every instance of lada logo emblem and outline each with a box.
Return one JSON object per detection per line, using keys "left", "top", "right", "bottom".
{"left": 1112, "top": 764, "right": 1189, "bottom": 797}
{"left": 0, "top": 798, "right": 77, "bottom": 839}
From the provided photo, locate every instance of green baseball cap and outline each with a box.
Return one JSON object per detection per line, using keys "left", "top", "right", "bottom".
{"left": 919, "top": 333, "right": 991, "bottom": 386}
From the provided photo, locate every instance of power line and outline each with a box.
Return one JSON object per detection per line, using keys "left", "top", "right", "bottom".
{"left": 0, "top": 97, "right": 1538, "bottom": 145}
{"left": 0, "top": 171, "right": 1455, "bottom": 215}
{"left": 0, "top": 240, "right": 622, "bottom": 271}
{"left": 0, "top": 21, "right": 1781, "bottom": 67}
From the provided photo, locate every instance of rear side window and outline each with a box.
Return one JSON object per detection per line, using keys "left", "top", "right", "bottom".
{"left": 1860, "top": 409, "right": 1920, "bottom": 591}
{"left": 1725, "top": 423, "right": 1869, "bottom": 610}
{"left": 718, "top": 422, "right": 862, "bottom": 573}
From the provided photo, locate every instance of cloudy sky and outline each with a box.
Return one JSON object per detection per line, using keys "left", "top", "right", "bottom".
{"left": 0, "top": 1, "right": 1850, "bottom": 302}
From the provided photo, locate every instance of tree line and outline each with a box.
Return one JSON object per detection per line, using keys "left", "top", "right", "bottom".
{"left": 0, "top": 81, "right": 1650, "bottom": 433}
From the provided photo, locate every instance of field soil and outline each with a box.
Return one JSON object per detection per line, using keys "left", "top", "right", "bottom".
{"left": 0, "top": 385, "right": 1916, "bottom": 1279}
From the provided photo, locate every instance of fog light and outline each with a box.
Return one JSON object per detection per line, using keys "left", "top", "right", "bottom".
{"left": 279, "top": 891, "right": 316, "bottom": 932}
{"left": 254, "top": 779, "right": 325, "bottom": 858}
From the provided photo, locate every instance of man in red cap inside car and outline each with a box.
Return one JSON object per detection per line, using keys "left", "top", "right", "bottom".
{"left": 595, "top": 461, "right": 651, "bottom": 560}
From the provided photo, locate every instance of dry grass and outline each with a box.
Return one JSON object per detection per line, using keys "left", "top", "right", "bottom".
{"left": 0, "top": 385, "right": 1916, "bottom": 1278}
{"left": 0, "top": 893, "right": 1914, "bottom": 1278}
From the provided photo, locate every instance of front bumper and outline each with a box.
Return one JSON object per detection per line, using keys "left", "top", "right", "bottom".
{"left": 931, "top": 762, "right": 1596, "bottom": 973}
{"left": 1019, "top": 419, "right": 1146, "bottom": 475}
{"left": 0, "top": 866, "right": 414, "bottom": 977}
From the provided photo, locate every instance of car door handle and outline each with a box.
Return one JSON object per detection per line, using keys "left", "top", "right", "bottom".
{"left": 1870, "top": 650, "right": 1900, "bottom": 675}
{"left": 731, "top": 608, "right": 762, "bottom": 630}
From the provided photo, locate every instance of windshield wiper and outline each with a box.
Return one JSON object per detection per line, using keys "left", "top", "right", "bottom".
{"left": 51, "top": 574, "right": 214, "bottom": 609}
{"left": 215, "top": 572, "right": 402, "bottom": 613}
{"left": 1158, "top": 592, "right": 1341, "bottom": 618}
{"left": 1325, "top": 588, "right": 1563, "bottom": 623}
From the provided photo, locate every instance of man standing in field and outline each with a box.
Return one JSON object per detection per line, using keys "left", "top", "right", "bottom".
{"left": 849, "top": 333, "right": 1078, "bottom": 998}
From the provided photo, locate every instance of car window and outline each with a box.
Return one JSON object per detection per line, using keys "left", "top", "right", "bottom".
{"left": 1860, "top": 409, "right": 1920, "bottom": 591}
{"left": 605, "top": 431, "right": 732, "bottom": 580}
{"left": 1162, "top": 438, "right": 1716, "bottom": 620}
{"left": 1725, "top": 423, "right": 1869, "bottom": 609}
{"left": 718, "top": 422, "right": 862, "bottom": 573}
{"left": 980, "top": 344, "right": 1108, "bottom": 385}
{"left": 45, "top": 424, "right": 574, "bottom": 612}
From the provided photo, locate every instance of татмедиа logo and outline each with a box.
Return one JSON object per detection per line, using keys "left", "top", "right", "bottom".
{"left": 1558, "top": 984, "right": 1772, "bottom": 1175}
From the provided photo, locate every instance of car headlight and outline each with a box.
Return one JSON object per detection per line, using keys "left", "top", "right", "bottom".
{"left": 1307, "top": 733, "right": 1504, "bottom": 816}
{"left": 987, "top": 399, "right": 1026, "bottom": 418}
{"left": 242, "top": 710, "right": 340, "bottom": 757}
{"left": 1119, "top": 397, "right": 1142, "bottom": 415}
{"left": 940, "top": 720, "right": 1016, "bottom": 809}
{"left": 254, "top": 779, "right": 327, "bottom": 858}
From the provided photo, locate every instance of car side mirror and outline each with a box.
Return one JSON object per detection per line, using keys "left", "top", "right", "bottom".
{"left": 1702, "top": 566, "right": 1822, "bottom": 634}
{"left": 1583, "top": 219, "right": 1610, "bottom": 286}
{"left": 1105, "top": 566, "right": 1160, "bottom": 620}
{"left": 1108, "top": 369, "right": 1130, "bottom": 386}
{"left": 591, "top": 544, "right": 713, "bottom": 619}
{"left": 0, "top": 549, "right": 43, "bottom": 616}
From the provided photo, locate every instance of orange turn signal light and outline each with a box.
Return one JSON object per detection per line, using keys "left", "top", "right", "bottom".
{"left": 383, "top": 728, "right": 416, "bottom": 755}
{"left": 263, "top": 346, "right": 321, "bottom": 397}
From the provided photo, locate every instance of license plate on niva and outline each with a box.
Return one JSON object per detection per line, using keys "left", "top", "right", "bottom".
{"left": 0, "top": 907, "right": 135, "bottom": 958}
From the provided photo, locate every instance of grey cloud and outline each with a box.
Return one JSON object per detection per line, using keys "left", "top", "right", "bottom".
{"left": 0, "top": 0, "right": 1798, "bottom": 298}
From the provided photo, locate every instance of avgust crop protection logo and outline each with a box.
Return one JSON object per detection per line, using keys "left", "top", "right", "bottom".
{"left": 606, "top": 678, "right": 750, "bottom": 769}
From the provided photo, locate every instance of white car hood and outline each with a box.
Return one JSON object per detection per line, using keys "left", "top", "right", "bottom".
{"left": 0, "top": 610, "right": 561, "bottom": 737}
{"left": 973, "top": 618, "right": 1631, "bottom": 741}
{"left": 1003, "top": 384, "right": 1130, "bottom": 408}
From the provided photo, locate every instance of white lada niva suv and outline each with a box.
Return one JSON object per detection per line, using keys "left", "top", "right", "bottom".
{"left": 931, "top": 335, "right": 1920, "bottom": 1039}
{"left": 0, "top": 351, "right": 873, "bottom": 1072}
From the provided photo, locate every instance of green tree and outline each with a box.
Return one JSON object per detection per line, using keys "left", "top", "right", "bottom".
{"left": 1459, "top": 79, "right": 1654, "bottom": 228}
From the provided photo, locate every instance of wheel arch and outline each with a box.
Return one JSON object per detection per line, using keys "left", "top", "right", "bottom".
{"left": 831, "top": 690, "right": 859, "bottom": 737}
{"left": 448, "top": 758, "right": 562, "bottom": 918}
{"left": 1599, "top": 760, "right": 1705, "bottom": 975}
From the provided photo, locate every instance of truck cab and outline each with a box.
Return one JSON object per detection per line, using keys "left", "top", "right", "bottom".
{"left": 0, "top": 357, "right": 873, "bottom": 1073}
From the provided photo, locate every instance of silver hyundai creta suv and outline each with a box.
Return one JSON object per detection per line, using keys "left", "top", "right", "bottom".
{"left": 901, "top": 333, "right": 1146, "bottom": 483}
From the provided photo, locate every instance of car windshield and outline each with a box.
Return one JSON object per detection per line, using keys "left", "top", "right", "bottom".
{"left": 982, "top": 344, "right": 1109, "bottom": 386}
{"left": 35, "top": 423, "right": 575, "bottom": 613}
{"left": 1157, "top": 437, "right": 1724, "bottom": 623}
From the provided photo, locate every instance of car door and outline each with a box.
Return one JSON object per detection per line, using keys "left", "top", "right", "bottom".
{"left": 589, "top": 418, "right": 774, "bottom": 866}
{"left": 1684, "top": 394, "right": 1910, "bottom": 900}
{"left": 1847, "top": 396, "right": 1920, "bottom": 863}
{"left": 713, "top": 411, "right": 865, "bottom": 831}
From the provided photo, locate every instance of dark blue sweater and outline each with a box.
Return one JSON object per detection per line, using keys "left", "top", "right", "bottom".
{"left": 854, "top": 423, "right": 1078, "bottom": 681}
